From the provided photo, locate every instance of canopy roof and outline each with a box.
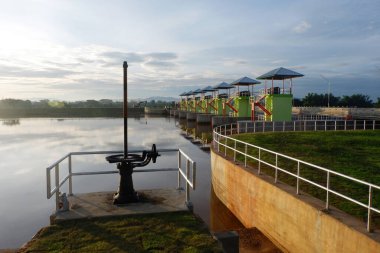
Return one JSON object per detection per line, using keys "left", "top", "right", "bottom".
{"left": 257, "top": 67, "right": 304, "bottom": 80}
{"left": 183, "top": 91, "right": 193, "bottom": 96}
{"left": 201, "top": 85, "right": 216, "bottom": 92}
{"left": 192, "top": 88, "right": 204, "bottom": 95}
{"left": 213, "top": 82, "right": 234, "bottom": 90}
{"left": 230, "top": 76, "right": 261, "bottom": 86}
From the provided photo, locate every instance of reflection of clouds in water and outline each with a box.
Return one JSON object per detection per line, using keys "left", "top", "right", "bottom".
{"left": 0, "top": 117, "right": 212, "bottom": 248}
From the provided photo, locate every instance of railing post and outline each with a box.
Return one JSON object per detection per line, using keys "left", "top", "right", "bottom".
{"left": 325, "top": 121, "right": 327, "bottom": 131}
{"left": 262, "top": 121, "right": 264, "bottom": 132}
{"left": 334, "top": 121, "right": 337, "bottom": 131}
{"left": 237, "top": 122, "right": 240, "bottom": 134}
{"left": 233, "top": 140, "right": 236, "bottom": 162}
{"left": 46, "top": 168, "right": 51, "bottom": 199}
{"left": 364, "top": 120, "right": 366, "bottom": 130}
{"left": 186, "top": 160, "right": 190, "bottom": 204}
{"left": 326, "top": 171, "right": 330, "bottom": 210}
{"left": 178, "top": 151, "right": 181, "bottom": 189}
{"left": 68, "top": 154, "right": 73, "bottom": 196}
{"left": 225, "top": 125, "right": 227, "bottom": 136}
{"left": 354, "top": 120, "right": 356, "bottom": 130}
{"left": 304, "top": 121, "right": 306, "bottom": 131}
{"left": 245, "top": 122, "right": 248, "bottom": 133}
{"left": 253, "top": 121, "right": 256, "bottom": 132}
{"left": 224, "top": 136, "right": 227, "bottom": 156}
{"left": 217, "top": 133, "right": 220, "bottom": 153}
{"left": 272, "top": 121, "right": 275, "bottom": 132}
{"left": 283, "top": 121, "right": 285, "bottom": 132}
{"left": 275, "top": 154, "right": 278, "bottom": 183}
{"left": 244, "top": 144, "right": 247, "bottom": 167}
{"left": 192, "top": 161, "right": 196, "bottom": 190}
{"left": 314, "top": 121, "right": 317, "bottom": 131}
{"left": 294, "top": 121, "right": 296, "bottom": 131}
{"left": 373, "top": 120, "right": 375, "bottom": 130}
{"left": 367, "top": 186, "right": 373, "bottom": 232}
{"left": 55, "top": 164, "right": 60, "bottom": 211}
{"left": 344, "top": 120, "right": 347, "bottom": 131}
{"left": 258, "top": 148, "right": 261, "bottom": 174}
{"left": 296, "top": 161, "right": 300, "bottom": 194}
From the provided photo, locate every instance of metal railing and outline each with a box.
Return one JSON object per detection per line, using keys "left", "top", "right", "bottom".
{"left": 212, "top": 120, "right": 380, "bottom": 232}
{"left": 46, "top": 149, "right": 196, "bottom": 212}
{"left": 236, "top": 119, "right": 379, "bottom": 134}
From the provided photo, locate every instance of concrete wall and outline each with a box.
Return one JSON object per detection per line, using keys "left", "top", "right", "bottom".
{"left": 211, "top": 150, "right": 380, "bottom": 253}
{"left": 144, "top": 107, "right": 168, "bottom": 115}
{"left": 293, "top": 107, "right": 380, "bottom": 119}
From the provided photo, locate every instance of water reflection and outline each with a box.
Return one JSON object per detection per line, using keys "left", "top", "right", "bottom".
{"left": 0, "top": 116, "right": 279, "bottom": 251}
{"left": 0, "top": 117, "right": 212, "bottom": 248}
{"left": 176, "top": 119, "right": 212, "bottom": 151}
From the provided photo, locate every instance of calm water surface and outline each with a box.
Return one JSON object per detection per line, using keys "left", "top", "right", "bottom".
{"left": 0, "top": 117, "right": 215, "bottom": 248}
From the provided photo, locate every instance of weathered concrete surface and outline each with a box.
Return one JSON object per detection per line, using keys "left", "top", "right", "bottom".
{"left": 187, "top": 112, "right": 196, "bottom": 121}
{"left": 179, "top": 110, "right": 187, "bottom": 118}
{"left": 52, "top": 188, "right": 188, "bottom": 223}
{"left": 293, "top": 107, "right": 380, "bottom": 119}
{"left": 144, "top": 107, "right": 168, "bottom": 115}
{"left": 211, "top": 150, "right": 380, "bottom": 253}
{"left": 196, "top": 113, "right": 213, "bottom": 123}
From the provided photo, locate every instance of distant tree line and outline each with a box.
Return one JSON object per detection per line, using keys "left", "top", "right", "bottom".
{"left": 293, "top": 93, "right": 380, "bottom": 108}
{"left": 0, "top": 98, "right": 176, "bottom": 110}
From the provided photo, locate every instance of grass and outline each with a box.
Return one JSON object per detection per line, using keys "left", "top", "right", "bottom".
{"left": 20, "top": 212, "right": 222, "bottom": 253}
{"left": 218, "top": 130, "right": 380, "bottom": 227}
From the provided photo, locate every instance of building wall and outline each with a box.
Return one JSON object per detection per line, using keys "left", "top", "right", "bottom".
{"left": 211, "top": 150, "right": 380, "bottom": 253}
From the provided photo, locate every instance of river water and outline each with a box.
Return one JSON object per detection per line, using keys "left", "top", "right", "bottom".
{"left": 0, "top": 117, "right": 279, "bottom": 251}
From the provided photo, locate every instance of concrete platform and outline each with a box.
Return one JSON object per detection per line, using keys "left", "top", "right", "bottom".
{"left": 52, "top": 188, "right": 188, "bottom": 223}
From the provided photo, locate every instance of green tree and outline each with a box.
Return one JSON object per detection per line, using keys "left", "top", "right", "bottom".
{"left": 375, "top": 98, "right": 380, "bottom": 108}
{"left": 339, "top": 94, "right": 373, "bottom": 108}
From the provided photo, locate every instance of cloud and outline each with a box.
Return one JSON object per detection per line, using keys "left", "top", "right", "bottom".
{"left": 0, "top": 64, "right": 78, "bottom": 78}
{"left": 293, "top": 21, "right": 311, "bottom": 33}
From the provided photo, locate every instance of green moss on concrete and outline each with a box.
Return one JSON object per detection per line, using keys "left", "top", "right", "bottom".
{"left": 20, "top": 212, "right": 221, "bottom": 253}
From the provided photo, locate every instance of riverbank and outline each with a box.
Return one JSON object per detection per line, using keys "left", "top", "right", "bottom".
{"left": 0, "top": 108, "right": 143, "bottom": 118}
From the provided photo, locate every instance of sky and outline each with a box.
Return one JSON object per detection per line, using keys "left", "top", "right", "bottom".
{"left": 0, "top": 0, "right": 379, "bottom": 101}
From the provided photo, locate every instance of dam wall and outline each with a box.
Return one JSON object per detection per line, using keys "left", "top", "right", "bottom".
{"left": 211, "top": 150, "right": 380, "bottom": 253}
{"left": 293, "top": 107, "right": 380, "bottom": 119}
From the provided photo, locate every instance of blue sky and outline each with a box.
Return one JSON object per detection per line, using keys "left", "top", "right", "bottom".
{"left": 0, "top": 0, "right": 379, "bottom": 101}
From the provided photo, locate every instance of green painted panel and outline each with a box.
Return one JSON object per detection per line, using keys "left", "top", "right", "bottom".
{"left": 233, "top": 96, "right": 251, "bottom": 117}
{"left": 265, "top": 94, "right": 293, "bottom": 121}
{"left": 215, "top": 98, "right": 231, "bottom": 115}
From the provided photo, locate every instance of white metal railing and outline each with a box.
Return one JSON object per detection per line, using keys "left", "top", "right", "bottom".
{"left": 235, "top": 119, "right": 379, "bottom": 133}
{"left": 46, "top": 149, "right": 196, "bottom": 211}
{"left": 212, "top": 120, "right": 380, "bottom": 232}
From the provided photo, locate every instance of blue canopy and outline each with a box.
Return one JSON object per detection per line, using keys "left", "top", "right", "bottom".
{"left": 213, "top": 82, "right": 234, "bottom": 90}
{"left": 192, "top": 88, "right": 204, "bottom": 94}
{"left": 230, "top": 76, "right": 261, "bottom": 86}
{"left": 201, "top": 86, "right": 216, "bottom": 92}
{"left": 183, "top": 91, "right": 193, "bottom": 96}
{"left": 257, "top": 67, "right": 304, "bottom": 80}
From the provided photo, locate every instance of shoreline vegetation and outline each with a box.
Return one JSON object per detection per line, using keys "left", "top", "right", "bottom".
{"left": 0, "top": 98, "right": 175, "bottom": 118}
